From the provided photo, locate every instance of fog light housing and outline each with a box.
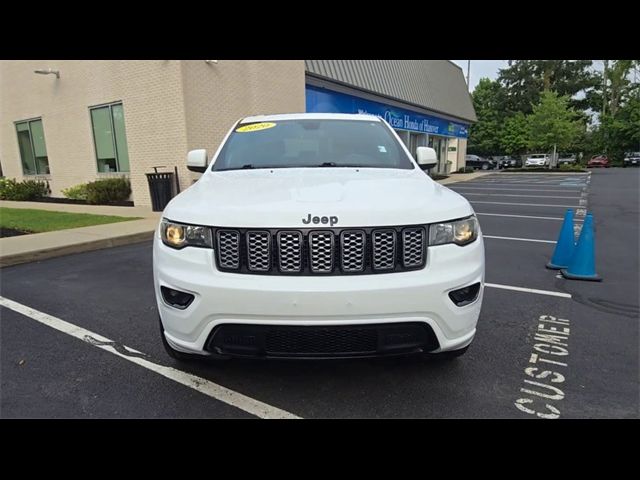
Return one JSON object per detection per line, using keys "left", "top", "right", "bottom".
{"left": 448, "top": 283, "right": 481, "bottom": 307}
{"left": 161, "top": 286, "right": 195, "bottom": 309}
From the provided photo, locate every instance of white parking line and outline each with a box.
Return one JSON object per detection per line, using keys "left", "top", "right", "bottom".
{"left": 460, "top": 183, "right": 586, "bottom": 188}
{"left": 477, "top": 212, "right": 564, "bottom": 220}
{"left": 485, "top": 283, "right": 572, "bottom": 299}
{"left": 0, "top": 295, "right": 300, "bottom": 420}
{"left": 462, "top": 193, "right": 581, "bottom": 199}
{"left": 476, "top": 212, "right": 584, "bottom": 222}
{"left": 451, "top": 187, "right": 582, "bottom": 193}
{"left": 483, "top": 235, "right": 556, "bottom": 244}
{"left": 470, "top": 201, "right": 580, "bottom": 208}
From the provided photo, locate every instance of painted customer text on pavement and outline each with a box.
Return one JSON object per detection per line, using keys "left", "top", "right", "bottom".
{"left": 514, "top": 315, "right": 571, "bottom": 419}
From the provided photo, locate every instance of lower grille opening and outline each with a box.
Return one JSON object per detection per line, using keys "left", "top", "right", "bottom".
{"left": 205, "top": 322, "right": 439, "bottom": 358}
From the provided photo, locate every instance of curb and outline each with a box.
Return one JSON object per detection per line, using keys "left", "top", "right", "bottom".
{"left": 0, "top": 231, "right": 154, "bottom": 268}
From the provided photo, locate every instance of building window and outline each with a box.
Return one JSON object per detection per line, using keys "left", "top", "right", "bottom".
{"left": 90, "top": 102, "right": 130, "bottom": 173}
{"left": 15, "top": 118, "right": 50, "bottom": 175}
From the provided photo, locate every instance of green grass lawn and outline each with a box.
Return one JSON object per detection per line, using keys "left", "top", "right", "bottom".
{"left": 0, "top": 207, "right": 141, "bottom": 234}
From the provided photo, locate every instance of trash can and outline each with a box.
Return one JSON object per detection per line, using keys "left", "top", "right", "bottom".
{"left": 146, "top": 170, "right": 174, "bottom": 212}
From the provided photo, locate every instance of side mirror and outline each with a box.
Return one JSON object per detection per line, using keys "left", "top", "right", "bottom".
{"left": 416, "top": 146, "right": 437, "bottom": 169}
{"left": 187, "top": 149, "right": 208, "bottom": 173}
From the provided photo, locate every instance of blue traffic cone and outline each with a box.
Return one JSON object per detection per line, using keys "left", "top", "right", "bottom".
{"left": 561, "top": 213, "right": 602, "bottom": 281}
{"left": 546, "top": 209, "right": 576, "bottom": 270}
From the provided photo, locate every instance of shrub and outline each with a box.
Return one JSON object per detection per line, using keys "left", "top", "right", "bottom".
{"left": 0, "top": 178, "right": 16, "bottom": 199}
{"left": 85, "top": 177, "right": 131, "bottom": 204}
{"left": 61, "top": 183, "right": 89, "bottom": 200}
{"left": 0, "top": 178, "right": 50, "bottom": 201}
{"left": 457, "top": 166, "right": 475, "bottom": 173}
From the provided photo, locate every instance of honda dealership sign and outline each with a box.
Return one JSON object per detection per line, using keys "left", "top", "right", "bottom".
{"left": 305, "top": 84, "right": 469, "bottom": 138}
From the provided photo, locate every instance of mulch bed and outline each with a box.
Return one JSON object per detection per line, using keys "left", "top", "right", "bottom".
{"left": 0, "top": 227, "right": 32, "bottom": 238}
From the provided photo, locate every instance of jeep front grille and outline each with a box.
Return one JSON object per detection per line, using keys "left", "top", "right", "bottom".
{"left": 214, "top": 226, "right": 427, "bottom": 275}
{"left": 246, "top": 231, "right": 271, "bottom": 272}
{"left": 340, "top": 230, "right": 366, "bottom": 273}
{"left": 277, "top": 231, "right": 303, "bottom": 273}
{"left": 309, "top": 231, "right": 334, "bottom": 273}
{"left": 216, "top": 230, "right": 240, "bottom": 269}
{"left": 372, "top": 229, "right": 396, "bottom": 271}
{"left": 402, "top": 227, "right": 425, "bottom": 268}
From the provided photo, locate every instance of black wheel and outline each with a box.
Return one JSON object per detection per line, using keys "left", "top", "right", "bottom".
{"left": 159, "top": 316, "right": 207, "bottom": 362}
{"left": 424, "top": 345, "right": 470, "bottom": 361}
{"left": 481, "top": 163, "right": 489, "bottom": 170}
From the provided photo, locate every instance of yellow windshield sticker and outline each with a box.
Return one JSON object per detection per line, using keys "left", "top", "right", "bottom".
{"left": 236, "top": 122, "right": 277, "bottom": 133}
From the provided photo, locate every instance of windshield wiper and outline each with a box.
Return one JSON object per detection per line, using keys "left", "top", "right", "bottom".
{"left": 314, "top": 162, "right": 366, "bottom": 168}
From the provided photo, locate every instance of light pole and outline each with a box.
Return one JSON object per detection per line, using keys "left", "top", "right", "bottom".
{"left": 466, "top": 60, "right": 471, "bottom": 91}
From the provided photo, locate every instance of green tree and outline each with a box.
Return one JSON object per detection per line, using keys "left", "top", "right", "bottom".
{"left": 467, "top": 78, "right": 504, "bottom": 156}
{"left": 528, "top": 91, "right": 583, "bottom": 154}
{"left": 500, "top": 112, "right": 529, "bottom": 155}
{"left": 596, "top": 96, "right": 640, "bottom": 161}
{"left": 498, "top": 60, "right": 599, "bottom": 115}
{"left": 587, "top": 60, "right": 640, "bottom": 162}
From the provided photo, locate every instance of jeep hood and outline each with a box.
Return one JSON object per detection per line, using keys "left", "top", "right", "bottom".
{"left": 163, "top": 168, "right": 474, "bottom": 228}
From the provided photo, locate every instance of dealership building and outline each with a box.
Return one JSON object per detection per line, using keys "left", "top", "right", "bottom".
{"left": 0, "top": 60, "right": 476, "bottom": 206}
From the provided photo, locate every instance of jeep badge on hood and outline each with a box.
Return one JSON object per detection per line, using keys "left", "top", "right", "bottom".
{"left": 302, "top": 214, "right": 338, "bottom": 226}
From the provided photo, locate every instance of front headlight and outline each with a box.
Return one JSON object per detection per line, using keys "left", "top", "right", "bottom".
{"left": 429, "top": 216, "right": 479, "bottom": 246}
{"left": 160, "top": 219, "right": 213, "bottom": 249}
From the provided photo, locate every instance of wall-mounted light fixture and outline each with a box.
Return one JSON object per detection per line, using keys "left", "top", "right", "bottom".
{"left": 204, "top": 60, "right": 218, "bottom": 65}
{"left": 34, "top": 68, "right": 60, "bottom": 79}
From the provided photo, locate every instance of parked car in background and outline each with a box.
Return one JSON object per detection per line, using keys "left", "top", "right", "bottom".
{"left": 495, "top": 156, "right": 522, "bottom": 169}
{"left": 465, "top": 154, "right": 495, "bottom": 170}
{"left": 587, "top": 155, "right": 610, "bottom": 168}
{"left": 525, "top": 154, "right": 551, "bottom": 167}
{"left": 557, "top": 153, "right": 577, "bottom": 166}
{"left": 623, "top": 152, "right": 640, "bottom": 167}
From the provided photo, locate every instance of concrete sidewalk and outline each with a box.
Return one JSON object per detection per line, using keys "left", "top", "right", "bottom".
{"left": 436, "top": 171, "right": 492, "bottom": 185}
{"left": 1, "top": 201, "right": 160, "bottom": 267}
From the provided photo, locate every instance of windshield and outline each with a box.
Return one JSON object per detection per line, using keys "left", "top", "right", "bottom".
{"left": 529, "top": 154, "right": 546, "bottom": 159}
{"left": 213, "top": 119, "right": 414, "bottom": 171}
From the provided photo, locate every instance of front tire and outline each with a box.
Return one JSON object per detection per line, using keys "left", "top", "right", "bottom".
{"left": 481, "top": 163, "right": 489, "bottom": 170}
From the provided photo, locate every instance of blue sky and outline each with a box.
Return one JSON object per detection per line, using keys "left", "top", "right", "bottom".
{"left": 451, "top": 60, "right": 508, "bottom": 92}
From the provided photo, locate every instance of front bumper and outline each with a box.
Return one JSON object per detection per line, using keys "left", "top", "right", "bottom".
{"left": 153, "top": 231, "right": 484, "bottom": 358}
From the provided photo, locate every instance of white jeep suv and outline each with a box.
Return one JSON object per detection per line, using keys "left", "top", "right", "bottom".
{"left": 153, "top": 113, "right": 484, "bottom": 361}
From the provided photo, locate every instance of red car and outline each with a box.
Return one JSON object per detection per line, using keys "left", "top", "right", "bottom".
{"left": 587, "top": 155, "right": 610, "bottom": 168}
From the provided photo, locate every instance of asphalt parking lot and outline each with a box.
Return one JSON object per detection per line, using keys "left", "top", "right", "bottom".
{"left": 1, "top": 168, "right": 638, "bottom": 418}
